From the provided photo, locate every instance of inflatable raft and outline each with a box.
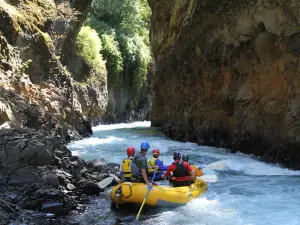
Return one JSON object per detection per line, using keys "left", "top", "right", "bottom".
{"left": 110, "top": 178, "right": 207, "bottom": 207}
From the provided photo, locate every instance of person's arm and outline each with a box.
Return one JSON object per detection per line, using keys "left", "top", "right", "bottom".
{"left": 139, "top": 156, "right": 153, "bottom": 188}
{"left": 118, "top": 163, "right": 125, "bottom": 179}
{"left": 190, "top": 170, "right": 196, "bottom": 181}
{"left": 141, "top": 169, "right": 151, "bottom": 185}
{"left": 185, "top": 162, "right": 196, "bottom": 181}
{"left": 185, "top": 163, "right": 196, "bottom": 180}
{"left": 155, "top": 159, "right": 168, "bottom": 171}
{"left": 161, "top": 165, "right": 172, "bottom": 179}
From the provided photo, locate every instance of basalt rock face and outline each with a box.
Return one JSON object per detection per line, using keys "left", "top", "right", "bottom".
{"left": 149, "top": 0, "right": 300, "bottom": 169}
{"left": 104, "top": 60, "right": 154, "bottom": 123}
{"left": 0, "top": 0, "right": 107, "bottom": 138}
{"left": 61, "top": 0, "right": 108, "bottom": 126}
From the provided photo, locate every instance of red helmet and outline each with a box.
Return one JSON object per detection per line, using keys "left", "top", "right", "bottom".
{"left": 152, "top": 149, "right": 160, "bottom": 155}
{"left": 127, "top": 147, "right": 135, "bottom": 156}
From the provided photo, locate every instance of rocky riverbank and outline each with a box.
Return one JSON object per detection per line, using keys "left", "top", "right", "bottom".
{"left": 0, "top": 128, "right": 118, "bottom": 224}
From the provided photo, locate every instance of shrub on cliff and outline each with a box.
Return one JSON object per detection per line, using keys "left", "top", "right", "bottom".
{"left": 101, "top": 32, "right": 123, "bottom": 83}
{"left": 76, "top": 26, "right": 106, "bottom": 74}
{"left": 118, "top": 34, "right": 151, "bottom": 89}
{"left": 87, "top": 0, "right": 151, "bottom": 89}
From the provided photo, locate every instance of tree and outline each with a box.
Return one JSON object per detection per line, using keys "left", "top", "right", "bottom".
{"left": 87, "top": 0, "right": 152, "bottom": 89}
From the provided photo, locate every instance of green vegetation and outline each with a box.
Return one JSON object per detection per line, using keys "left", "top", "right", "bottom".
{"left": 76, "top": 26, "right": 106, "bottom": 74}
{"left": 85, "top": 0, "right": 152, "bottom": 89}
{"left": 100, "top": 32, "right": 123, "bottom": 82}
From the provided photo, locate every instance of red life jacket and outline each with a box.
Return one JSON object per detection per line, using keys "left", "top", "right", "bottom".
{"left": 172, "top": 161, "right": 190, "bottom": 181}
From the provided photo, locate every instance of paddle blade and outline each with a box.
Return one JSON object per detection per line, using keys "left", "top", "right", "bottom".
{"left": 204, "top": 161, "right": 224, "bottom": 170}
{"left": 197, "top": 174, "right": 218, "bottom": 183}
{"left": 98, "top": 176, "right": 115, "bottom": 189}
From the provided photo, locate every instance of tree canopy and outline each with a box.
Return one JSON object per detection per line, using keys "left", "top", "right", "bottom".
{"left": 85, "top": 0, "right": 152, "bottom": 89}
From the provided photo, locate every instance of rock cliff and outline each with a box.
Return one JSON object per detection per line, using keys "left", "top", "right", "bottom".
{"left": 149, "top": 0, "right": 300, "bottom": 169}
{"left": 0, "top": 0, "right": 107, "bottom": 139}
{"left": 104, "top": 60, "right": 154, "bottom": 123}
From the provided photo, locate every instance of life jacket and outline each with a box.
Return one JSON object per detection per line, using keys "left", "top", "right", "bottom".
{"left": 121, "top": 158, "right": 132, "bottom": 178}
{"left": 147, "top": 157, "right": 161, "bottom": 173}
{"left": 172, "top": 161, "right": 190, "bottom": 181}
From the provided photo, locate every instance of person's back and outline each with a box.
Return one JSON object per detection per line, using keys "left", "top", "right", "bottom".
{"left": 131, "top": 142, "right": 153, "bottom": 188}
{"left": 131, "top": 152, "right": 147, "bottom": 178}
{"left": 120, "top": 147, "right": 135, "bottom": 181}
{"left": 172, "top": 161, "right": 190, "bottom": 180}
{"left": 161, "top": 152, "right": 195, "bottom": 187}
{"left": 147, "top": 149, "right": 168, "bottom": 180}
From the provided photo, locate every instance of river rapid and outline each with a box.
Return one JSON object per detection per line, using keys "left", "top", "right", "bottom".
{"left": 67, "top": 121, "right": 300, "bottom": 225}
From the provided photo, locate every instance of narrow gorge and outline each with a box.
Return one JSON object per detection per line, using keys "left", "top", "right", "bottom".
{"left": 2, "top": 0, "right": 300, "bottom": 223}
{"left": 149, "top": 0, "right": 300, "bottom": 169}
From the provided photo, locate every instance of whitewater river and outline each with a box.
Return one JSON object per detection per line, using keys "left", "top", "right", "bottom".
{"left": 67, "top": 121, "right": 300, "bottom": 225}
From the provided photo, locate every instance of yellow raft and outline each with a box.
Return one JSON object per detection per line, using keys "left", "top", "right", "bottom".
{"left": 110, "top": 178, "right": 207, "bottom": 207}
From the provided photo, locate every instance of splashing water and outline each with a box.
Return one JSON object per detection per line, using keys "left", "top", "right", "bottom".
{"left": 67, "top": 121, "right": 300, "bottom": 225}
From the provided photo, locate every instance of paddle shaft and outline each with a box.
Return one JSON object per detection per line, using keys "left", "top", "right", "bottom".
{"left": 136, "top": 170, "right": 157, "bottom": 220}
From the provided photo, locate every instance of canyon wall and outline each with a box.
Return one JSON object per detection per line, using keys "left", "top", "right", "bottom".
{"left": 104, "top": 60, "right": 154, "bottom": 123}
{"left": 149, "top": 0, "right": 300, "bottom": 169}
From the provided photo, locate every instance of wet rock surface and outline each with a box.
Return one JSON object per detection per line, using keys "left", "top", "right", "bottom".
{"left": 0, "top": 129, "right": 118, "bottom": 224}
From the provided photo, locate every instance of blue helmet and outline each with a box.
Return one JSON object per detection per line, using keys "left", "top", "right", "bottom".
{"left": 140, "top": 141, "right": 150, "bottom": 150}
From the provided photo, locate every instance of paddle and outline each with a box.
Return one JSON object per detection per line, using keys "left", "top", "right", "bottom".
{"left": 98, "top": 175, "right": 116, "bottom": 189}
{"left": 197, "top": 174, "right": 218, "bottom": 183}
{"left": 203, "top": 161, "right": 224, "bottom": 170}
{"left": 193, "top": 161, "right": 223, "bottom": 183}
{"left": 136, "top": 170, "right": 157, "bottom": 220}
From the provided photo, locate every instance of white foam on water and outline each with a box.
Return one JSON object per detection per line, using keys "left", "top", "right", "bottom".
{"left": 68, "top": 136, "right": 124, "bottom": 148}
{"left": 71, "top": 150, "right": 85, "bottom": 156}
{"left": 218, "top": 157, "right": 300, "bottom": 176}
{"left": 93, "top": 121, "right": 151, "bottom": 131}
{"left": 142, "top": 197, "right": 245, "bottom": 225}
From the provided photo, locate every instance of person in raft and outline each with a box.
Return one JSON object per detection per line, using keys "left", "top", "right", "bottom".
{"left": 182, "top": 153, "right": 203, "bottom": 177}
{"left": 131, "top": 141, "right": 158, "bottom": 188}
{"left": 119, "top": 146, "right": 136, "bottom": 181}
{"left": 161, "top": 152, "right": 195, "bottom": 187}
{"left": 147, "top": 149, "right": 169, "bottom": 180}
